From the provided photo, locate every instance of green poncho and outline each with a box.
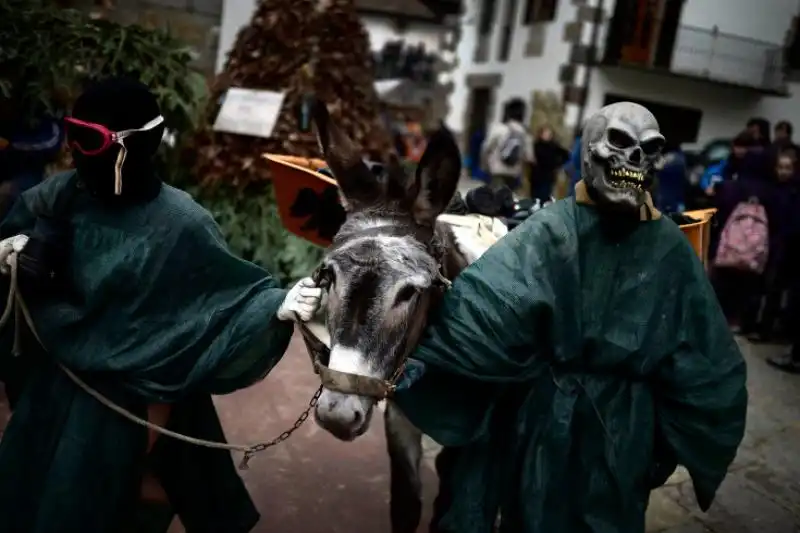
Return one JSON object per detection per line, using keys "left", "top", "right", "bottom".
{"left": 0, "top": 171, "right": 294, "bottom": 533}
{"left": 394, "top": 195, "right": 748, "bottom": 533}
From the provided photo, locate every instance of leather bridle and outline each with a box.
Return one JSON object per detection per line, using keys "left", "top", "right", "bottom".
{"left": 297, "top": 232, "right": 451, "bottom": 400}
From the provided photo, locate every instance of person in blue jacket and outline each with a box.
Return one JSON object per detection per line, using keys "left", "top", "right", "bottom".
{"left": 654, "top": 141, "right": 687, "bottom": 213}
{"left": 699, "top": 159, "right": 726, "bottom": 193}
{"left": 699, "top": 131, "right": 754, "bottom": 195}
{"left": 466, "top": 129, "right": 489, "bottom": 183}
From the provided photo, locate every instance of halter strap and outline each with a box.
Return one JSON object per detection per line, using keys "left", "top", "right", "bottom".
{"left": 300, "top": 226, "right": 450, "bottom": 399}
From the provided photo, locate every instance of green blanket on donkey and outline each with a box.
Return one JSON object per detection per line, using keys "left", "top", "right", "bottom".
{"left": 394, "top": 197, "right": 748, "bottom": 533}
{"left": 0, "top": 171, "right": 293, "bottom": 533}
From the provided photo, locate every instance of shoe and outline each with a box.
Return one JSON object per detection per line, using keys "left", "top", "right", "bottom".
{"left": 766, "top": 353, "right": 800, "bottom": 374}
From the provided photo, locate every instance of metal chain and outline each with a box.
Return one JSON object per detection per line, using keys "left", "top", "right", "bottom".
{"left": 239, "top": 384, "right": 323, "bottom": 469}
{"left": 1, "top": 253, "right": 325, "bottom": 471}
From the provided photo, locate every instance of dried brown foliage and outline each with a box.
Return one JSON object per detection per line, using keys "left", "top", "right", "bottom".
{"left": 194, "top": 0, "right": 392, "bottom": 188}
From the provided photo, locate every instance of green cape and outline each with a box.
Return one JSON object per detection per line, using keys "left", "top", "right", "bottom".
{"left": 0, "top": 171, "right": 294, "bottom": 532}
{"left": 395, "top": 197, "right": 747, "bottom": 533}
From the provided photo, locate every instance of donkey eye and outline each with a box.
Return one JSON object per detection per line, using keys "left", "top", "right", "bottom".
{"left": 394, "top": 285, "right": 420, "bottom": 306}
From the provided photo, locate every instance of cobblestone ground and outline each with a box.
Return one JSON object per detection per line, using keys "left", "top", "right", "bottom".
{"left": 2, "top": 334, "right": 799, "bottom": 533}
{"left": 644, "top": 338, "right": 800, "bottom": 533}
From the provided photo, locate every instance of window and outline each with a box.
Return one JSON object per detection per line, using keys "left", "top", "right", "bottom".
{"left": 786, "top": 17, "right": 800, "bottom": 71}
{"left": 523, "top": 0, "right": 558, "bottom": 25}
{"left": 604, "top": 93, "right": 702, "bottom": 144}
{"left": 497, "top": 0, "right": 519, "bottom": 62}
{"left": 479, "top": 0, "right": 498, "bottom": 36}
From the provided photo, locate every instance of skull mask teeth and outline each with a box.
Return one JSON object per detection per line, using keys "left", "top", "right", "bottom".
{"left": 581, "top": 102, "right": 666, "bottom": 211}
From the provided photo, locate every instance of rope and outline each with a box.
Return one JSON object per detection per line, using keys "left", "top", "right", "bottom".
{"left": 0, "top": 252, "right": 312, "bottom": 469}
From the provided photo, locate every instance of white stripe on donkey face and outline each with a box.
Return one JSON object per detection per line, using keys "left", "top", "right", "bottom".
{"left": 308, "top": 101, "right": 464, "bottom": 442}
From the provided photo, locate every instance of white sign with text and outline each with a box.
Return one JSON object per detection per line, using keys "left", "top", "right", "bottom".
{"left": 213, "top": 88, "right": 285, "bottom": 139}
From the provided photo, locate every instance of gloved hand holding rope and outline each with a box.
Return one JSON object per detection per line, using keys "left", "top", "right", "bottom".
{"left": 0, "top": 234, "right": 34, "bottom": 356}
{"left": 0, "top": 235, "right": 29, "bottom": 275}
{"left": 0, "top": 238, "right": 328, "bottom": 469}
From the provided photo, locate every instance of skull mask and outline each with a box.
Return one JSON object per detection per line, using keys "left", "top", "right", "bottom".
{"left": 581, "top": 102, "right": 665, "bottom": 213}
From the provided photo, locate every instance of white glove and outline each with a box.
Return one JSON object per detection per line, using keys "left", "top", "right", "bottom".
{"left": 277, "top": 277, "right": 324, "bottom": 322}
{"left": 0, "top": 235, "right": 29, "bottom": 275}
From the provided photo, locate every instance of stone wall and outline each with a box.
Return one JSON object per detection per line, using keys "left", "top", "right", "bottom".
{"left": 558, "top": 0, "right": 607, "bottom": 132}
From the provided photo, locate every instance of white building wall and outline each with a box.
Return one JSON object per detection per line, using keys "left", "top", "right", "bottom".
{"left": 447, "top": 0, "right": 580, "bottom": 133}
{"left": 217, "top": 0, "right": 257, "bottom": 73}
{"left": 679, "top": 0, "right": 798, "bottom": 43}
{"left": 445, "top": 0, "right": 478, "bottom": 133}
{"left": 216, "top": 0, "right": 447, "bottom": 74}
{"left": 584, "top": 0, "right": 800, "bottom": 147}
{"left": 451, "top": 0, "right": 800, "bottom": 145}
{"left": 756, "top": 82, "right": 800, "bottom": 121}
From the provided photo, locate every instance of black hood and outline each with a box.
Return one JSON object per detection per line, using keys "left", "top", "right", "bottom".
{"left": 69, "top": 77, "right": 165, "bottom": 204}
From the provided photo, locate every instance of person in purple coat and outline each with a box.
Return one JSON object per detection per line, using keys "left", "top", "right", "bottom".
{"left": 756, "top": 152, "right": 800, "bottom": 345}
{"left": 766, "top": 154, "right": 800, "bottom": 371}
{"left": 710, "top": 145, "right": 776, "bottom": 332}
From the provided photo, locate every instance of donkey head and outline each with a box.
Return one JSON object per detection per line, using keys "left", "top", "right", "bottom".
{"left": 311, "top": 101, "right": 461, "bottom": 441}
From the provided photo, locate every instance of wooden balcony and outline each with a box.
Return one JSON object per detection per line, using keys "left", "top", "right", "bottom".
{"left": 602, "top": 0, "right": 789, "bottom": 96}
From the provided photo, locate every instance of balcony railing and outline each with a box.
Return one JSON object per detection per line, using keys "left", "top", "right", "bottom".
{"left": 670, "top": 25, "right": 785, "bottom": 92}
{"left": 602, "top": 18, "right": 787, "bottom": 94}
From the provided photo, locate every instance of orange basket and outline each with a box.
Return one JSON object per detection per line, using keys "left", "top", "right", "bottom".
{"left": 679, "top": 208, "right": 716, "bottom": 267}
{"left": 264, "top": 154, "right": 345, "bottom": 247}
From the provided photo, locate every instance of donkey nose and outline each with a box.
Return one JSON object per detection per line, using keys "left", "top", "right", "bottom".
{"left": 314, "top": 390, "right": 367, "bottom": 439}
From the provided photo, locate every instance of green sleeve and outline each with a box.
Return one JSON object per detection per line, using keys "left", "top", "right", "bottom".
{"left": 209, "top": 288, "right": 293, "bottom": 393}
{"left": 0, "top": 171, "right": 77, "bottom": 237}
{"left": 182, "top": 214, "right": 295, "bottom": 395}
{"left": 0, "top": 193, "right": 37, "bottom": 237}
{"left": 394, "top": 214, "right": 560, "bottom": 446}
{"left": 0, "top": 195, "right": 36, "bottom": 375}
{"left": 654, "top": 248, "right": 748, "bottom": 510}
{"left": 413, "top": 215, "right": 557, "bottom": 381}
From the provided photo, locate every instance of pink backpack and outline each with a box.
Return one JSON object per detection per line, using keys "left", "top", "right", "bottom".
{"left": 713, "top": 198, "right": 769, "bottom": 274}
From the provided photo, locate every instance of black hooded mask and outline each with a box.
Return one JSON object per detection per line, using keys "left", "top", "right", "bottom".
{"left": 67, "top": 77, "right": 165, "bottom": 204}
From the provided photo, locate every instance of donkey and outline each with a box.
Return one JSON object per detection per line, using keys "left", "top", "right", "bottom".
{"left": 308, "top": 102, "right": 473, "bottom": 533}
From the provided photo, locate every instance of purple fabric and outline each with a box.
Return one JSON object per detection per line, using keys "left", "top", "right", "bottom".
{"left": 710, "top": 151, "right": 775, "bottom": 262}
{"left": 712, "top": 174, "right": 800, "bottom": 268}
{"left": 723, "top": 151, "right": 769, "bottom": 182}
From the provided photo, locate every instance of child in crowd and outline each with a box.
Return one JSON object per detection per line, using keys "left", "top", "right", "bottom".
{"left": 754, "top": 153, "right": 800, "bottom": 343}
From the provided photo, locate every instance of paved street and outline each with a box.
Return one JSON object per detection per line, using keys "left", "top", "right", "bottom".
{"left": 2, "top": 334, "right": 799, "bottom": 532}
{"left": 645, "top": 338, "right": 800, "bottom": 533}
{"left": 208, "top": 334, "right": 800, "bottom": 533}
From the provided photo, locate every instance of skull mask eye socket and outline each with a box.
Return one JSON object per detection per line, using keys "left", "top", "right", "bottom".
{"left": 608, "top": 128, "right": 636, "bottom": 149}
{"left": 641, "top": 138, "right": 665, "bottom": 156}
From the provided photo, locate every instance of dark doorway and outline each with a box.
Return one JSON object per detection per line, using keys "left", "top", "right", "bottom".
{"left": 465, "top": 87, "right": 494, "bottom": 144}
{"left": 603, "top": 93, "right": 701, "bottom": 144}
{"left": 604, "top": 0, "right": 685, "bottom": 68}
{"left": 653, "top": 0, "right": 684, "bottom": 68}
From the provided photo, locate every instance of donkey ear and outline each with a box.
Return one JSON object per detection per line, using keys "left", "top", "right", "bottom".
{"left": 312, "top": 99, "right": 380, "bottom": 210}
{"left": 409, "top": 128, "right": 462, "bottom": 226}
